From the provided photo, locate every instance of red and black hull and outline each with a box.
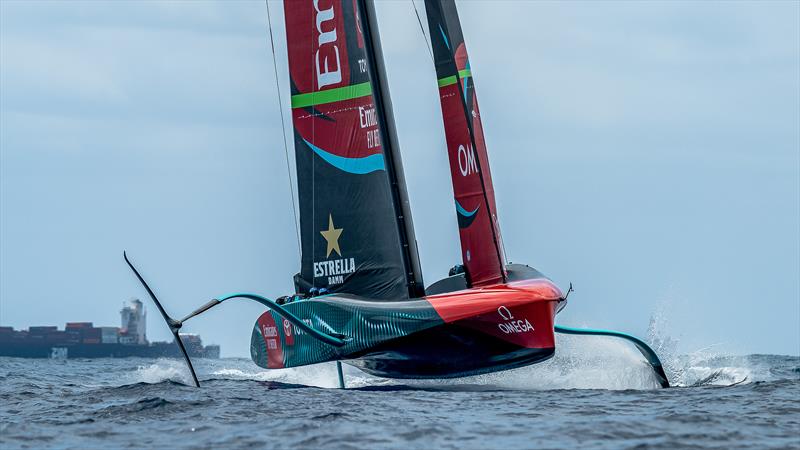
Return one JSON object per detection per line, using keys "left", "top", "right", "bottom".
{"left": 251, "top": 264, "right": 564, "bottom": 379}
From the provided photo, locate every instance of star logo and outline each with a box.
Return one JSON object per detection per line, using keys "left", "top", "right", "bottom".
{"left": 320, "top": 214, "right": 343, "bottom": 258}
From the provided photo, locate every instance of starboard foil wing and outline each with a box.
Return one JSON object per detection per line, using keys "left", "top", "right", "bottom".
{"left": 425, "top": 0, "right": 507, "bottom": 287}
{"left": 284, "top": 0, "right": 423, "bottom": 300}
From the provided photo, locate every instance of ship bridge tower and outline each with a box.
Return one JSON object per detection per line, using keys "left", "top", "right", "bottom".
{"left": 120, "top": 298, "right": 147, "bottom": 345}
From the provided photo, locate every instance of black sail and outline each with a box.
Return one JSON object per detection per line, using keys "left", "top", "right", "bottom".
{"left": 284, "top": 0, "right": 422, "bottom": 299}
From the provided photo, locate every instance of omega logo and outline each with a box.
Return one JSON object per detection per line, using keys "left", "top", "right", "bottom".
{"left": 496, "top": 306, "right": 534, "bottom": 335}
{"left": 283, "top": 319, "right": 292, "bottom": 336}
{"left": 457, "top": 144, "right": 478, "bottom": 176}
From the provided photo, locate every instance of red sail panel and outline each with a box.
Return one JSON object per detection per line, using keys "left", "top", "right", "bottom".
{"left": 425, "top": 0, "right": 506, "bottom": 286}
{"left": 284, "top": 0, "right": 411, "bottom": 299}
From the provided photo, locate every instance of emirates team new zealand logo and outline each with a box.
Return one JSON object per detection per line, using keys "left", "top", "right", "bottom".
{"left": 314, "top": 214, "right": 356, "bottom": 286}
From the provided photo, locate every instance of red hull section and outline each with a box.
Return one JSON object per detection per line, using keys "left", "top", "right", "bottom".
{"left": 345, "top": 280, "right": 561, "bottom": 378}
{"left": 428, "top": 278, "right": 561, "bottom": 352}
{"left": 255, "top": 312, "right": 285, "bottom": 369}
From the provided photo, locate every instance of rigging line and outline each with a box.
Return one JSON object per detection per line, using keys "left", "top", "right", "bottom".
{"left": 411, "top": 0, "right": 434, "bottom": 63}
{"left": 265, "top": 0, "right": 301, "bottom": 258}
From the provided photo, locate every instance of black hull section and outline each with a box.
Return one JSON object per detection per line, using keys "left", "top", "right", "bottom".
{"left": 345, "top": 321, "right": 555, "bottom": 379}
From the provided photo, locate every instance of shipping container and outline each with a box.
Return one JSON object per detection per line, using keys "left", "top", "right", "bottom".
{"left": 83, "top": 328, "right": 102, "bottom": 338}
{"left": 99, "top": 327, "right": 119, "bottom": 344}
{"left": 29, "top": 326, "right": 58, "bottom": 334}
{"left": 119, "top": 335, "right": 137, "bottom": 344}
{"left": 45, "top": 332, "right": 68, "bottom": 343}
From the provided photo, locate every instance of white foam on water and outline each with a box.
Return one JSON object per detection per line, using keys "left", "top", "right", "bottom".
{"left": 489, "top": 334, "right": 662, "bottom": 390}
{"left": 669, "top": 350, "right": 757, "bottom": 387}
{"left": 209, "top": 361, "right": 346, "bottom": 389}
{"left": 125, "top": 357, "right": 350, "bottom": 389}
{"left": 133, "top": 341, "right": 757, "bottom": 391}
{"left": 682, "top": 364, "right": 752, "bottom": 386}
{"left": 133, "top": 358, "right": 194, "bottom": 385}
{"left": 358, "top": 334, "right": 664, "bottom": 391}
{"left": 646, "top": 302, "right": 755, "bottom": 387}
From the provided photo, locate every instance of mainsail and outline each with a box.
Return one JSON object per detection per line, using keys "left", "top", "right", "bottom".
{"left": 284, "top": 0, "right": 423, "bottom": 299}
{"left": 425, "top": 0, "right": 507, "bottom": 286}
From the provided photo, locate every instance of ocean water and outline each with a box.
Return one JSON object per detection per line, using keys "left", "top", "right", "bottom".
{"left": 1, "top": 335, "right": 798, "bottom": 449}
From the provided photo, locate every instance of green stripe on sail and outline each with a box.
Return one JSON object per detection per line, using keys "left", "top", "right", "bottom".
{"left": 438, "top": 75, "right": 457, "bottom": 87}
{"left": 291, "top": 82, "right": 372, "bottom": 108}
{"left": 437, "top": 69, "right": 472, "bottom": 88}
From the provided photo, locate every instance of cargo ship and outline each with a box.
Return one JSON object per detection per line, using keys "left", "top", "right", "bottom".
{"left": 0, "top": 299, "right": 220, "bottom": 359}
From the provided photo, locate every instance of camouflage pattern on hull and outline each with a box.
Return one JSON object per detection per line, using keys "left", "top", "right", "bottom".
{"left": 250, "top": 265, "right": 564, "bottom": 378}
{"left": 250, "top": 296, "right": 443, "bottom": 369}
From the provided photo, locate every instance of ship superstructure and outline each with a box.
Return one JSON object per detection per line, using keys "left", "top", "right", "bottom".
{"left": 120, "top": 298, "right": 147, "bottom": 345}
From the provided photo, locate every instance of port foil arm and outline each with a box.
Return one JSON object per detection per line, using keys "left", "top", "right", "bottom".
{"left": 178, "top": 293, "right": 348, "bottom": 347}
{"left": 179, "top": 299, "right": 222, "bottom": 324}
{"left": 554, "top": 324, "right": 670, "bottom": 388}
{"left": 124, "top": 254, "right": 350, "bottom": 387}
{"left": 213, "top": 293, "right": 348, "bottom": 347}
{"left": 123, "top": 251, "right": 200, "bottom": 388}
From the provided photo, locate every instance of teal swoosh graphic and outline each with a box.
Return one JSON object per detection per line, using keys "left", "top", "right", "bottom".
{"left": 439, "top": 24, "right": 450, "bottom": 50}
{"left": 455, "top": 200, "right": 479, "bottom": 217}
{"left": 303, "top": 138, "right": 385, "bottom": 174}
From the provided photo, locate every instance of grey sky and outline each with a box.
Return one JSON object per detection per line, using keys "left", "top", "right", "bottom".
{"left": 1, "top": 1, "right": 798, "bottom": 357}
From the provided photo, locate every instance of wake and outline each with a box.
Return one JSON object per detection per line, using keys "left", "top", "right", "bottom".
{"left": 126, "top": 335, "right": 756, "bottom": 391}
{"left": 125, "top": 304, "right": 762, "bottom": 390}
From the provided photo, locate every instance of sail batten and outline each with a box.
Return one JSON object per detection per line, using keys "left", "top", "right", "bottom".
{"left": 425, "top": 0, "right": 507, "bottom": 287}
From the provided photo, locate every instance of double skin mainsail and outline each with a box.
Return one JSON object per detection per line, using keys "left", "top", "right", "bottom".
{"left": 285, "top": 0, "right": 424, "bottom": 300}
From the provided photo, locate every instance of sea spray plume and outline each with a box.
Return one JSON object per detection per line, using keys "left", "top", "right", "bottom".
{"left": 135, "top": 359, "right": 195, "bottom": 386}
{"left": 342, "top": 335, "right": 662, "bottom": 391}
{"left": 644, "top": 300, "right": 751, "bottom": 387}
{"left": 647, "top": 305, "right": 680, "bottom": 383}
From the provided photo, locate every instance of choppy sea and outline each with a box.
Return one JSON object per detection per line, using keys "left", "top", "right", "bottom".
{"left": 1, "top": 334, "right": 798, "bottom": 449}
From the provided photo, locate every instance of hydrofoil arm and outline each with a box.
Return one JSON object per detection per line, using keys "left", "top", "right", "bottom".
{"left": 123, "top": 252, "right": 348, "bottom": 387}
{"left": 554, "top": 324, "right": 670, "bottom": 388}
